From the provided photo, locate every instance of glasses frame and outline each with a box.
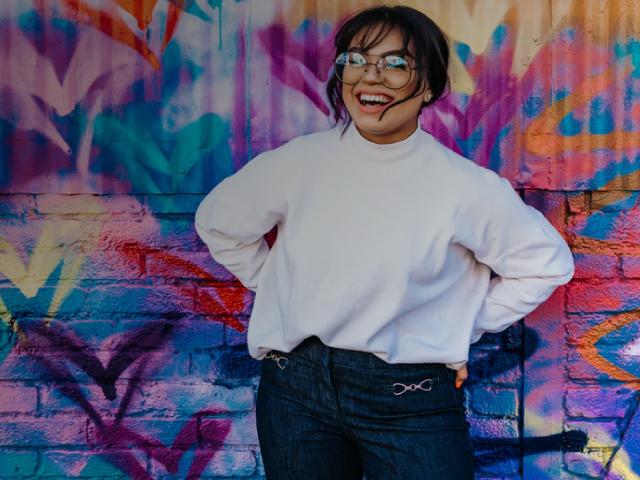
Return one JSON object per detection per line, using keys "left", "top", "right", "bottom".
{"left": 334, "top": 51, "right": 423, "bottom": 90}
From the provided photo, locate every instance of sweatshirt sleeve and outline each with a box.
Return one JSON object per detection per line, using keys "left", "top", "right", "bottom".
{"left": 452, "top": 168, "right": 575, "bottom": 343}
{"left": 194, "top": 150, "right": 289, "bottom": 292}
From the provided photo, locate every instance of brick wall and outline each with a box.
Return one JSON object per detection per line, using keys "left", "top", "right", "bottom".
{"left": 1, "top": 1, "right": 640, "bottom": 479}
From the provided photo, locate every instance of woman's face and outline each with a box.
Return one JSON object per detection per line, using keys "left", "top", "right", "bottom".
{"left": 342, "top": 27, "right": 429, "bottom": 144}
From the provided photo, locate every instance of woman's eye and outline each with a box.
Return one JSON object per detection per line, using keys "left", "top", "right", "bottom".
{"left": 348, "top": 52, "right": 367, "bottom": 66}
{"left": 336, "top": 52, "right": 350, "bottom": 65}
{"left": 384, "top": 56, "right": 409, "bottom": 69}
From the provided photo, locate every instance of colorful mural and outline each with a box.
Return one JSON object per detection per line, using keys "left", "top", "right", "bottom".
{"left": 1, "top": 0, "right": 639, "bottom": 478}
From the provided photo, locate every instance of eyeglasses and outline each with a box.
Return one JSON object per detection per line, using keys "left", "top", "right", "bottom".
{"left": 334, "top": 51, "right": 421, "bottom": 89}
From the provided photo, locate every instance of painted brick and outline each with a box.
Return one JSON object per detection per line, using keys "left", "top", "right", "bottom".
{"left": 154, "top": 218, "right": 202, "bottom": 250}
{"left": 572, "top": 253, "right": 618, "bottom": 279}
{"left": 474, "top": 446, "right": 521, "bottom": 476}
{"left": 41, "top": 448, "right": 139, "bottom": 477}
{"left": 169, "top": 317, "right": 225, "bottom": 350}
{"left": 226, "top": 320, "right": 249, "bottom": 346}
{"left": 87, "top": 417, "right": 208, "bottom": 449}
{"left": 0, "top": 351, "right": 47, "bottom": 381}
{"left": 564, "top": 450, "right": 609, "bottom": 477}
{"left": 0, "top": 324, "right": 14, "bottom": 351}
{"left": 59, "top": 320, "right": 115, "bottom": 346}
{"left": 203, "top": 448, "right": 256, "bottom": 477}
{"left": 0, "top": 383, "right": 38, "bottom": 413}
{"left": 143, "top": 351, "right": 192, "bottom": 381}
{"left": 97, "top": 219, "right": 160, "bottom": 248}
{"left": 85, "top": 285, "right": 194, "bottom": 314}
{"left": 566, "top": 386, "right": 634, "bottom": 418}
{"left": 564, "top": 314, "right": 609, "bottom": 344}
{"left": 36, "top": 194, "right": 144, "bottom": 216}
{"left": 195, "top": 286, "right": 252, "bottom": 318}
{"left": 255, "top": 447, "right": 265, "bottom": 476}
{"left": 471, "top": 386, "right": 518, "bottom": 417}
{"left": 469, "top": 417, "right": 519, "bottom": 441}
{"left": 566, "top": 348, "right": 614, "bottom": 381}
{"left": 468, "top": 350, "right": 522, "bottom": 385}
{"left": 591, "top": 191, "right": 636, "bottom": 212}
{"left": 147, "top": 448, "right": 226, "bottom": 479}
{"left": 0, "top": 285, "right": 84, "bottom": 317}
{"left": 0, "top": 419, "right": 87, "bottom": 447}
{"left": 0, "top": 195, "right": 37, "bottom": 217}
{"left": 0, "top": 449, "right": 39, "bottom": 476}
{"left": 621, "top": 255, "right": 640, "bottom": 278}
{"left": 131, "top": 382, "right": 254, "bottom": 416}
{"left": 145, "top": 250, "right": 236, "bottom": 282}
{"left": 35, "top": 195, "right": 106, "bottom": 215}
{"left": 569, "top": 208, "right": 640, "bottom": 247}
{"left": 564, "top": 421, "right": 621, "bottom": 448}
{"left": 561, "top": 472, "right": 594, "bottom": 480}
{"left": 80, "top": 249, "right": 144, "bottom": 280}
{"left": 31, "top": 345, "right": 191, "bottom": 385}
{"left": 523, "top": 191, "right": 567, "bottom": 229}
{"left": 203, "top": 412, "right": 258, "bottom": 445}
{"left": 40, "top": 382, "right": 138, "bottom": 416}
{"left": 192, "top": 350, "right": 261, "bottom": 380}
{"left": 566, "top": 280, "right": 640, "bottom": 313}
{"left": 567, "top": 192, "right": 590, "bottom": 214}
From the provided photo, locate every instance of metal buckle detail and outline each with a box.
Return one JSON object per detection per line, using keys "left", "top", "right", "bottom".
{"left": 265, "top": 351, "right": 289, "bottom": 369}
{"left": 393, "top": 377, "right": 433, "bottom": 396}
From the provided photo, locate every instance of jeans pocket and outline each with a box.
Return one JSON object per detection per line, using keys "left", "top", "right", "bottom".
{"left": 260, "top": 352, "right": 321, "bottom": 406}
{"left": 338, "top": 366, "right": 464, "bottom": 423}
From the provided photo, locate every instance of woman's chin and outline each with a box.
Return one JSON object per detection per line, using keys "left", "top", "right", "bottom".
{"left": 353, "top": 120, "right": 398, "bottom": 138}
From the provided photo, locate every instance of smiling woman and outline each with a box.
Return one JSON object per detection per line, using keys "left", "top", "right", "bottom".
{"left": 339, "top": 27, "right": 427, "bottom": 144}
{"left": 327, "top": 6, "right": 450, "bottom": 144}
{"left": 195, "top": 4, "right": 574, "bottom": 480}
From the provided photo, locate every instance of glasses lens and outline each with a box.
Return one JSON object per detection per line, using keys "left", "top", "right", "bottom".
{"left": 380, "top": 55, "right": 411, "bottom": 89}
{"left": 335, "top": 52, "right": 367, "bottom": 85}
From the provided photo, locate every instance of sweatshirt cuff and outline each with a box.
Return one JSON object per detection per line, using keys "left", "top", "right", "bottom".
{"left": 445, "top": 360, "right": 467, "bottom": 371}
{"left": 470, "top": 330, "right": 484, "bottom": 344}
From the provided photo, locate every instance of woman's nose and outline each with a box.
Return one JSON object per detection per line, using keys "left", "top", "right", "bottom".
{"left": 362, "top": 63, "right": 383, "bottom": 83}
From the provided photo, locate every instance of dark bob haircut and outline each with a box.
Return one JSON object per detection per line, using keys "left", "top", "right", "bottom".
{"left": 326, "top": 5, "right": 450, "bottom": 128}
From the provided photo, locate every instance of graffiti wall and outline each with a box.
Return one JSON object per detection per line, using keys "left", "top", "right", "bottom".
{"left": 0, "top": 0, "right": 638, "bottom": 478}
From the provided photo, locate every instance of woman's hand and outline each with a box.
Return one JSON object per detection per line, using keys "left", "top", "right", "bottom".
{"left": 455, "top": 364, "right": 468, "bottom": 389}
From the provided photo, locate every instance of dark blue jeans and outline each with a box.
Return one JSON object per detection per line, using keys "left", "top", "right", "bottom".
{"left": 256, "top": 336, "right": 474, "bottom": 479}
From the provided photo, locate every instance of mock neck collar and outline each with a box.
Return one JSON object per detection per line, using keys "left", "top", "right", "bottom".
{"left": 343, "top": 122, "right": 423, "bottom": 161}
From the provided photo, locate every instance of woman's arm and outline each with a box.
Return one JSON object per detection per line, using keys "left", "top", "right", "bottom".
{"left": 194, "top": 150, "right": 289, "bottom": 291}
{"left": 453, "top": 169, "right": 575, "bottom": 343}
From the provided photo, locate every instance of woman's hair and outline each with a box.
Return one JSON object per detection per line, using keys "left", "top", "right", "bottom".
{"left": 326, "top": 5, "right": 450, "bottom": 128}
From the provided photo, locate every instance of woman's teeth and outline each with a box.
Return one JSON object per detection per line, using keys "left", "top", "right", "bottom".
{"left": 359, "top": 93, "right": 392, "bottom": 105}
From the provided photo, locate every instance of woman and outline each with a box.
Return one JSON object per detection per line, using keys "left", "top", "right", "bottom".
{"left": 195, "top": 5, "right": 574, "bottom": 479}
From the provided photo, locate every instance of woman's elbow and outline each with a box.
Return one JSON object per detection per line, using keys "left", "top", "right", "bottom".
{"left": 554, "top": 245, "right": 575, "bottom": 285}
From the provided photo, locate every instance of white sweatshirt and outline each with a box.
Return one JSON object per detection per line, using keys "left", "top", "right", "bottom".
{"left": 195, "top": 124, "right": 575, "bottom": 368}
